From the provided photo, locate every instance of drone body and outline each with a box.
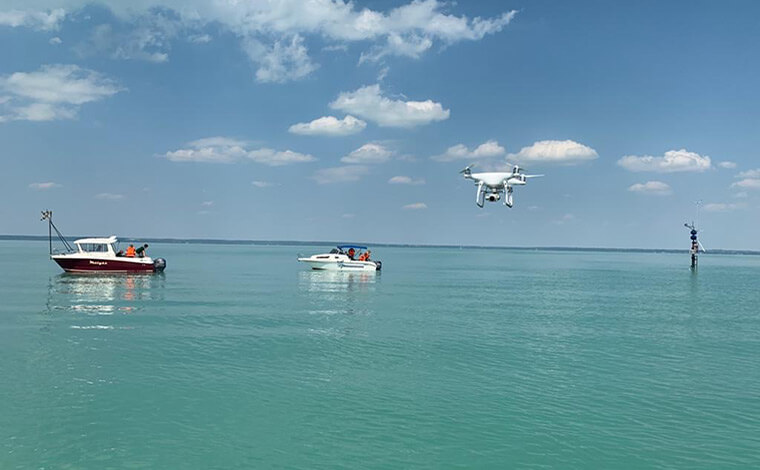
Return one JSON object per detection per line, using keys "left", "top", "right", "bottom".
{"left": 460, "top": 164, "right": 542, "bottom": 208}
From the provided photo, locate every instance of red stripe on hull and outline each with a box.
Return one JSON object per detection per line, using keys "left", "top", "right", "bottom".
{"left": 53, "top": 258, "right": 156, "bottom": 273}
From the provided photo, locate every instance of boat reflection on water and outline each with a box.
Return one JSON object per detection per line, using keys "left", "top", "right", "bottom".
{"left": 46, "top": 273, "right": 165, "bottom": 316}
{"left": 298, "top": 270, "right": 379, "bottom": 319}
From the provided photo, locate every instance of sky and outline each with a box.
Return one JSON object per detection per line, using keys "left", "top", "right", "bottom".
{"left": 1, "top": 0, "right": 759, "bottom": 249}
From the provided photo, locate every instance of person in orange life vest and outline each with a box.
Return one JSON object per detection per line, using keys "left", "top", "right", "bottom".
{"left": 125, "top": 244, "right": 136, "bottom": 257}
{"left": 358, "top": 251, "right": 367, "bottom": 261}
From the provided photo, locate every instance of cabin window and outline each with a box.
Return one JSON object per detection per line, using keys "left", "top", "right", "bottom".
{"left": 80, "top": 243, "right": 108, "bottom": 252}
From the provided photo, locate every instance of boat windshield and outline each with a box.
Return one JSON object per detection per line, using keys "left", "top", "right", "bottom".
{"left": 78, "top": 243, "right": 111, "bottom": 253}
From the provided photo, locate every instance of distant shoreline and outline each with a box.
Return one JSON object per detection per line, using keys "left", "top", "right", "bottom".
{"left": 2, "top": 234, "right": 759, "bottom": 256}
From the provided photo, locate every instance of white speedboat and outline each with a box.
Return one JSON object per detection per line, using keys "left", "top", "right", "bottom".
{"left": 298, "top": 245, "right": 382, "bottom": 272}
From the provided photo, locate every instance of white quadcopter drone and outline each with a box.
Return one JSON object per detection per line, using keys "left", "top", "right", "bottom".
{"left": 460, "top": 163, "right": 543, "bottom": 208}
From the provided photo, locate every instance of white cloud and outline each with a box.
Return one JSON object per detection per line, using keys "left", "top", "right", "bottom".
{"left": 29, "top": 181, "right": 61, "bottom": 190}
{"left": 508, "top": 140, "right": 598, "bottom": 165}
{"left": 431, "top": 139, "right": 505, "bottom": 162}
{"left": 704, "top": 202, "right": 745, "bottom": 212}
{"left": 341, "top": 213, "right": 355, "bottom": 218}
{"left": 289, "top": 115, "right": 366, "bottom": 136}
{"left": 201, "top": 201, "right": 213, "bottom": 207}
{"left": 627, "top": 181, "right": 673, "bottom": 196}
{"left": 95, "top": 192, "right": 124, "bottom": 200}
{"left": 49, "top": 36, "right": 62, "bottom": 45}
{"left": 341, "top": 143, "right": 393, "bottom": 164}
{"left": 248, "top": 148, "right": 316, "bottom": 166}
{"left": 75, "top": 17, "right": 177, "bottom": 63}
{"left": 243, "top": 34, "right": 318, "bottom": 83}
{"left": 731, "top": 179, "right": 760, "bottom": 190}
{"left": 718, "top": 161, "right": 737, "bottom": 169}
{"left": 312, "top": 165, "right": 369, "bottom": 184}
{"left": 389, "top": 175, "right": 425, "bottom": 185}
{"left": 0, "top": 9, "right": 65, "bottom": 31}
{"left": 737, "top": 169, "right": 760, "bottom": 179}
{"left": 330, "top": 84, "right": 449, "bottom": 128}
{"left": 617, "top": 149, "right": 711, "bottom": 173}
{"left": 252, "top": 180, "right": 275, "bottom": 188}
{"left": 402, "top": 202, "right": 427, "bottom": 210}
{"left": 0, "top": 64, "right": 123, "bottom": 122}
{"left": 2, "top": 2, "right": 515, "bottom": 80}
{"left": 163, "top": 137, "right": 315, "bottom": 166}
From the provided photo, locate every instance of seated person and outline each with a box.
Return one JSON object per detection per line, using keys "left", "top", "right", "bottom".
{"left": 125, "top": 244, "right": 136, "bottom": 257}
{"left": 347, "top": 248, "right": 355, "bottom": 260}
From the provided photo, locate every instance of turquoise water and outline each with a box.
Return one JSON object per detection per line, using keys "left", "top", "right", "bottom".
{"left": 2, "top": 240, "right": 759, "bottom": 468}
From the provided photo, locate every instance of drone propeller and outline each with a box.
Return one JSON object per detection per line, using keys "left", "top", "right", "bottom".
{"left": 459, "top": 162, "right": 477, "bottom": 174}
{"left": 523, "top": 174, "right": 544, "bottom": 178}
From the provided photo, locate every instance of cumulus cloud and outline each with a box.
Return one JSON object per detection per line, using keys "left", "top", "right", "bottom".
{"left": 737, "top": 169, "right": 760, "bottom": 179}
{"left": 49, "top": 36, "right": 62, "bottom": 45}
{"left": 389, "top": 176, "right": 425, "bottom": 185}
{"left": 0, "top": 64, "right": 123, "bottom": 122}
{"left": 627, "top": 181, "right": 672, "bottom": 196}
{"left": 704, "top": 202, "right": 745, "bottom": 212}
{"left": 330, "top": 84, "right": 449, "bottom": 128}
{"left": 0, "top": 9, "right": 65, "bottom": 31}
{"left": 252, "top": 180, "right": 276, "bottom": 188}
{"left": 243, "top": 34, "right": 318, "bottom": 83}
{"left": 4, "top": 1, "right": 515, "bottom": 81}
{"left": 312, "top": 165, "right": 369, "bottom": 184}
{"left": 507, "top": 140, "right": 598, "bottom": 165}
{"left": 248, "top": 148, "right": 316, "bottom": 166}
{"left": 29, "top": 182, "right": 61, "bottom": 190}
{"left": 718, "top": 161, "right": 737, "bottom": 169}
{"left": 402, "top": 202, "right": 427, "bottom": 210}
{"left": 341, "top": 143, "right": 393, "bottom": 164}
{"left": 95, "top": 192, "right": 124, "bottom": 200}
{"left": 163, "top": 137, "right": 315, "bottom": 166}
{"left": 731, "top": 178, "right": 760, "bottom": 190}
{"left": 617, "top": 149, "right": 711, "bottom": 173}
{"left": 289, "top": 115, "right": 366, "bottom": 136}
{"left": 431, "top": 139, "right": 505, "bottom": 162}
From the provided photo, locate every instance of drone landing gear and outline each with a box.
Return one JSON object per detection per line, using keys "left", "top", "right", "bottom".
{"left": 476, "top": 182, "right": 485, "bottom": 208}
{"left": 504, "top": 184, "right": 514, "bottom": 208}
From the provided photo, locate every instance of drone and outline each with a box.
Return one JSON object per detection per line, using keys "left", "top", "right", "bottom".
{"left": 460, "top": 163, "right": 543, "bottom": 208}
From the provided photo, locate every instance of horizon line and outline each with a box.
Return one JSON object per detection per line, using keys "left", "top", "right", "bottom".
{"left": 2, "top": 234, "right": 759, "bottom": 256}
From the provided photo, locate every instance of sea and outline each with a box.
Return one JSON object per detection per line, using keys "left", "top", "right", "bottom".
{"left": 1, "top": 240, "right": 759, "bottom": 469}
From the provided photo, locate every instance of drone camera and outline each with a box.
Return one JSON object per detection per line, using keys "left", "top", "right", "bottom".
{"left": 486, "top": 193, "right": 500, "bottom": 202}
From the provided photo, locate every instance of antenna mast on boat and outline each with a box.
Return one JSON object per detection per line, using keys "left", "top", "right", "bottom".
{"left": 41, "top": 210, "right": 73, "bottom": 255}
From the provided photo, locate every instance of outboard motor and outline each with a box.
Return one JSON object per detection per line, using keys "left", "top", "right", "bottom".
{"left": 374, "top": 260, "right": 382, "bottom": 271}
{"left": 153, "top": 257, "right": 167, "bottom": 272}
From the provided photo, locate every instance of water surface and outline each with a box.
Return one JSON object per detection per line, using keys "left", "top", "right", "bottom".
{"left": 2, "top": 241, "right": 759, "bottom": 468}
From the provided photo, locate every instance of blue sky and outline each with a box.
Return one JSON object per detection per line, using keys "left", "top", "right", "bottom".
{"left": 2, "top": 0, "right": 759, "bottom": 249}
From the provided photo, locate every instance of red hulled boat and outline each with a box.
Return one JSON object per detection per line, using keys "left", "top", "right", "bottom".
{"left": 42, "top": 211, "right": 166, "bottom": 273}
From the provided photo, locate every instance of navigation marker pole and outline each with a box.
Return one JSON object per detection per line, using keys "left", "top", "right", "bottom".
{"left": 684, "top": 201, "right": 704, "bottom": 269}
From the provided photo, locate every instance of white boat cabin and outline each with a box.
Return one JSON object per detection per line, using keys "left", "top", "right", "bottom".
{"left": 73, "top": 236, "right": 119, "bottom": 256}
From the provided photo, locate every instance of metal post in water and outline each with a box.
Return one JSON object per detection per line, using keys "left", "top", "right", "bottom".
{"left": 685, "top": 222, "right": 699, "bottom": 269}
